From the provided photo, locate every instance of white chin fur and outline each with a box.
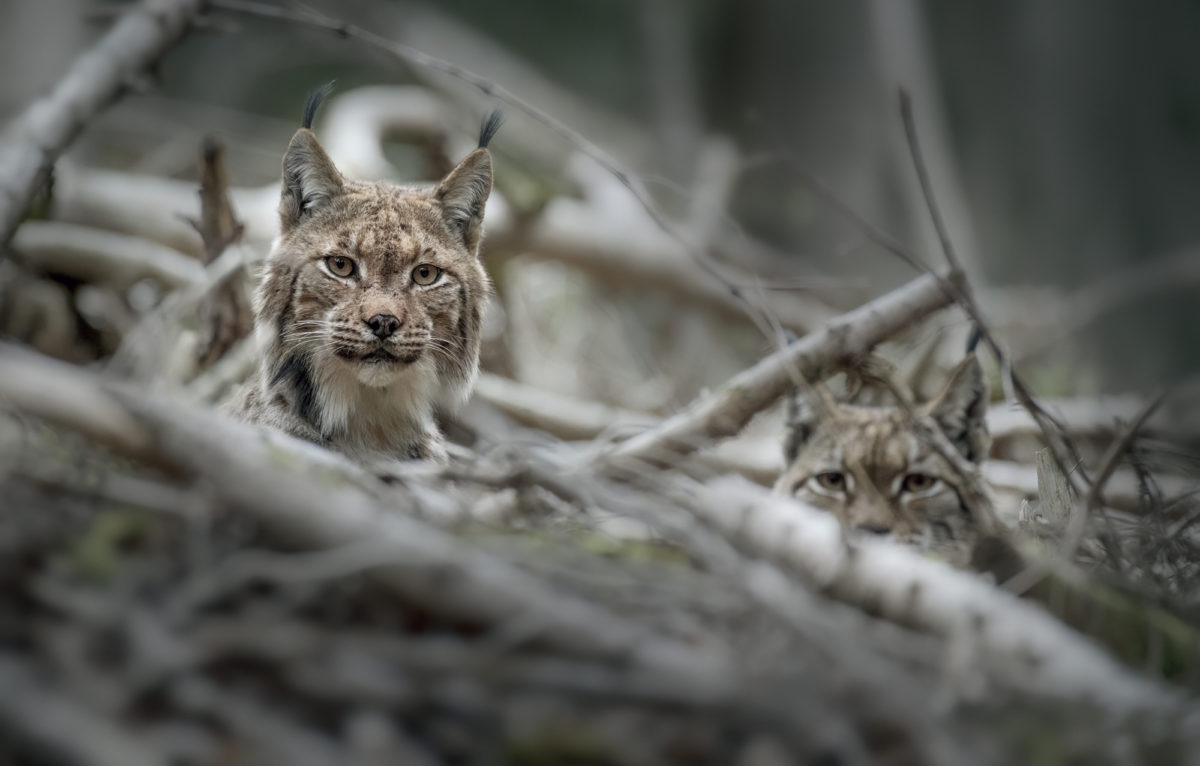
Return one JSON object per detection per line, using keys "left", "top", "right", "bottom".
{"left": 354, "top": 358, "right": 409, "bottom": 388}
{"left": 313, "top": 355, "right": 440, "bottom": 445}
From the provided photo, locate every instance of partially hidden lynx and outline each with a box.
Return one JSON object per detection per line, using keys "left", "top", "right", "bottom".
{"left": 774, "top": 354, "right": 992, "bottom": 565}
{"left": 226, "top": 88, "right": 499, "bottom": 462}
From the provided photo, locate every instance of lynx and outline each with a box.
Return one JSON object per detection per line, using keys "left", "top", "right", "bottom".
{"left": 226, "top": 88, "right": 500, "bottom": 462}
{"left": 774, "top": 354, "right": 992, "bottom": 565}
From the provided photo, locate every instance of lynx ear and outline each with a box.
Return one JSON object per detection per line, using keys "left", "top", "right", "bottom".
{"left": 925, "top": 354, "right": 990, "bottom": 462}
{"left": 280, "top": 129, "right": 344, "bottom": 233}
{"left": 435, "top": 148, "right": 493, "bottom": 253}
{"left": 783, "top": 389, "right": 819, "bottom": 464}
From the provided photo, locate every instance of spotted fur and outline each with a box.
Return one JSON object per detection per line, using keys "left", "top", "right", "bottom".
{"left": 774, "top": 355, "right": 991, "bottom": 565}
{"left": 226, "top": 96, "right": 497, "bottom": 463}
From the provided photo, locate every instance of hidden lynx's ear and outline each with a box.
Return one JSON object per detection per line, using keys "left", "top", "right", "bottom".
{"left": 435, "top": 110, "right": 501, "bottom": 253}
{"left": 783, "top": 389, "right": 819, "bottom": 463}
{"left": 280, "top": 129, "right": 344, "bottom": 233}
{"left": 925, "top": 354, "right": 990, "bottom": 462}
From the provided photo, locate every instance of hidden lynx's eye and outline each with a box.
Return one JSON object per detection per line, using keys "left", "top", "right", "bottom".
{"left": 813, "top": 471, "right": 848, "bottom": 492}
{"left": 901, "top": 473, "right": 939, "bottom": 493}
{"left": 325, "top": 255, "right": 356, "bottom": 278}
{"left": 412, "top": 264, "right": 442, "bottom": 285}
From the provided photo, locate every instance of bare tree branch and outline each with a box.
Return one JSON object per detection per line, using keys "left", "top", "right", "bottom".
{"left": 602, "top": 271, "right": 957, "bottom": 468}
{"left": 9, "top": 220, "right": 204, "bottom": 289}
{"left": 473, "top": 371, "right": 655, "bottom": 441}
{"left": 0, "top": 0, "right": 205, "bottom": 246}
{"left": 0, "top": 342, "right": 737, "bottom": 689}
{"left": 690, "top": 475, "right": 1177, "bottom": 711}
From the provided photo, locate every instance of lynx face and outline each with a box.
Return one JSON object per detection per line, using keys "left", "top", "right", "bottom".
{"left": 230, "top": 96, "right": 499, "bottom": 462}
{"left": 262, "top": 180, "right": 489, "bottom": 396}
{"left": 774, "top": 356, "right": 991, "bottom": 564}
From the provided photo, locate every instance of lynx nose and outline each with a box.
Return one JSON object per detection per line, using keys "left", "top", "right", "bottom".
{"left": 854, "top": 522, "right": 891, "bottom": 536}
{"left": 366, "top": 313, "right": 401, "bottom": 339}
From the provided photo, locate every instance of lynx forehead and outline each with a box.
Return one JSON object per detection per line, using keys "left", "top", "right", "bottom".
{"left": 774, "top": 355, "right": 991, "bottom": 565}
{"left": 226, "top": 88, "right": 501, "bottom": 463}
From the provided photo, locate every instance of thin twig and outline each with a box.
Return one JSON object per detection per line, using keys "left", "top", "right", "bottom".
{"left": 896, "top": 89, "right": 1092, "bottom": 499}
{"left": 1074, "top": 392, "right": 1169, "bottom": 562}
{"left": 1085, "top": 393, "right": 1168, "bottom": 513}
{"left": 899, "top": 91, "right": 961, "bottom": 274}
{"left": 1004, "top": 393, "right": 1167, "bottom": 595}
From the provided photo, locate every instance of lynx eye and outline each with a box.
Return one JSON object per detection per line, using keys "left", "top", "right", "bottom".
{"left": 325, "top": 255, "right": 356, "bottom": 278}
{"left": 412, "top": 264, "right": 442, "bottom": 286}
{"left": 901, "top": 473, "right": 939, "bottom": 493}
{"left": 812, "top": 471, "right": 847, "bottom": 493}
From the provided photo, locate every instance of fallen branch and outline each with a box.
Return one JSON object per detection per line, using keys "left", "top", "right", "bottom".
{"left": 51, "top": 161, "right": 278, "bottom": 257}
{"left": 473, "top": 371, "right": 656, "bottom": 440}
{"left": 692, "top": 475, "right": 1176, "bottom": 711}
{"left": 472, "top": 371, "right": 782, "bottom": 483}
{"left": 9, "top": 220, "right": 203, "bottom": 290}
{"left": 0, "top": 342, "right": 735, "bottom": 689}
{"left": 603, "top": 270, "right": 957, "bottom": 467}
{"left": 0, "top": 0, "right": 205, "bottom": 245}
{"left": 479, "top": 373, "right": 1198, "bottom": 496}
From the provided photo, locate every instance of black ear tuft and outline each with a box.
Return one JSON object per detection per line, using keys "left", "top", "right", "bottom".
{"left": 478, "top": 108, "right": 503, "bottom": 149}
{"left": 965, "top": 324, "right": 983, "bottom": 355}
{"left": 783, "top": 389, "right": 818, "bottom": 464}
{"left": 302, "top": 82, "right": 336, "bottom": 130}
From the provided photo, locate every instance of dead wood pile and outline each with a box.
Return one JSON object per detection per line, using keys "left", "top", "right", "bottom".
{"left": 2, "top": 3, "right": 1200, "bottom": 765}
